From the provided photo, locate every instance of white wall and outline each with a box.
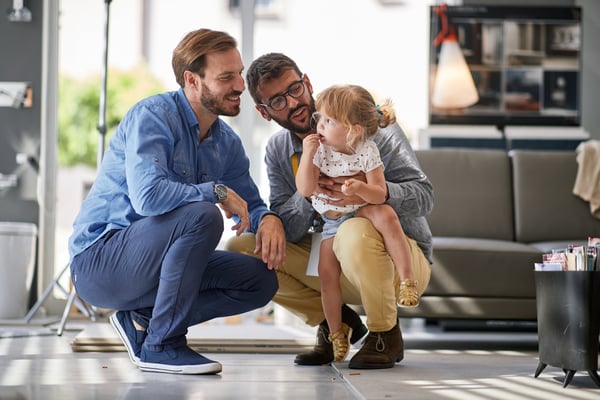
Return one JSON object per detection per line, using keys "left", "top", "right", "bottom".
{"left": 59, "top": 0, "right": 144, "bottom": 78}
{"left": 59, "top": 0, "right": 433, "bottom": 138}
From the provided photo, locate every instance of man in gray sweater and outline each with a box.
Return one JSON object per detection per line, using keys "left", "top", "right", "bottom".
{"left": 227, "top": 53, "right": 433, "bottom": 369}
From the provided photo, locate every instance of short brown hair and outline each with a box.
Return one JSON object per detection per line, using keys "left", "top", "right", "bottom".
{"left": 172, "top": 29, "right": 238, "bottom": 88}
{"left": 246, "top": 53, "right": 303, "bottom": 105}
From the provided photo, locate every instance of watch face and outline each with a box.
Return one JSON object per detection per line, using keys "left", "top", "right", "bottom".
{"left": 215, "top": 184, "right": 227, "bottom": 202}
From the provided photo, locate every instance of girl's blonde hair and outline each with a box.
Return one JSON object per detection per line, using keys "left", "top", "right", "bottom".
{"left": 315, "top": 84, "right": 396, "bottom": 151}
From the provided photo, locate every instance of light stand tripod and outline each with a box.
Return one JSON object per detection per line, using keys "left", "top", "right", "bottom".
{"left": 24, "top": 262, "right": 98, "bottom": 334}
{"left": 25, "top": 0, "right": 113, "bottom": 335}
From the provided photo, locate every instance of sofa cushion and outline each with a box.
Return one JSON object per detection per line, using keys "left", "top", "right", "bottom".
{"left": 511, "top": 150, "right": 600, "bottom": 243}
{"left": 416, "top": 149, "right": 514, "bottom": 241}
{"left": 397, "top": 297, "right": 537, "bottom": 320}
{"left": 426, "top": 237, "right": 541, "bottom": 298}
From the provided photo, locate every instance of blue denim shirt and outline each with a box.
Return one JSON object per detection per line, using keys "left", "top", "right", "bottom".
{"left": 69, "top": 88, "right": 272, "bottom": 259}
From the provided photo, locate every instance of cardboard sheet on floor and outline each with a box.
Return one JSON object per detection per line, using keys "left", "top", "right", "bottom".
{"left": 71, "top": 322, "right": 315, "bottom": 354}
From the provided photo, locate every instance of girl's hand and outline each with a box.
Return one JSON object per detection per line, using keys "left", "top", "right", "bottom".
{"left": 342, "top": 178, "right": 361, "bottom": 196}
{"left": 302, "top": 134, "right": 320, "bottom": 157}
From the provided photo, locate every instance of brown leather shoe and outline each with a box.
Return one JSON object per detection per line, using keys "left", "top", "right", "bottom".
{"left": 348, "top": 323, "right": 404, "bottom": 369}
{"left": 294, "top": 322, "right": 333, "bottom": 365}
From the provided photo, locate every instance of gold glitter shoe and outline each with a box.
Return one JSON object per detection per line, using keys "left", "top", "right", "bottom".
{"left": 328, "top": 323, "right": 353, "bottom": 362}
{"left": 398, "top": 279, "right": 420, "bottom": 308}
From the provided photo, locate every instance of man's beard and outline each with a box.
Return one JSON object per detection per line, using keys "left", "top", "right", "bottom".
{"left": 271, "top": 98, "right": 316, "bottom": 135}
{"left": 201, "top": 82, "right": 241, "bottom": 117}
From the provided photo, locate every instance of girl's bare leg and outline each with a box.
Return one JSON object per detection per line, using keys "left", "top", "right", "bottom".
{"left": 318, "top": 238, "right": 352, "bottom": 360}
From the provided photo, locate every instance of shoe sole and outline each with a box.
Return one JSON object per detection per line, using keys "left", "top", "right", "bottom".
{"left": 138, "top": 361, "right": 222, "bottom": 375}
{"left": 398, "top": 303, "right": 419, "bottom": 308}
{"left": 293, "top": 354, "right": 334, "bottom": 365}
{"left": 109, "top": 312, "right": 140, "bottom": 366}
{"left": 348, "top": 361, "right": 395, "bottom": 369}
{"left": 348, "top": 352, "right": 403, "bottom": 370}
{"left": 293, "top": 358, "right": 333, "bottom": 366}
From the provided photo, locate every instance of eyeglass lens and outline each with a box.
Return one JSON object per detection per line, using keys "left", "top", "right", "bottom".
{"left": 310, "top": 112, "right": 321, "bottom": 130}
{"left": 268, "top": 79, "right": 305, "bottom": 110}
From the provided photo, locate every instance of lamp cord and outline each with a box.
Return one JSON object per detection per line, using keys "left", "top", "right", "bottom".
{"left": 433, "top": 4, "right": 449, "bottom": 46}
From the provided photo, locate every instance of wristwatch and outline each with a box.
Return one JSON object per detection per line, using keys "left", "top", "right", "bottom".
{"left": 214, "top": 183, "right": 228, "bottom": 203}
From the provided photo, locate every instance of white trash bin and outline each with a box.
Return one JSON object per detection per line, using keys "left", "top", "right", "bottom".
{"left": 0, "top": 222, "right": 37, "bottom": 319}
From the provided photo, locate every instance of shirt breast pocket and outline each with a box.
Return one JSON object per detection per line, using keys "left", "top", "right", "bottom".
{"left": 170, "top": 161, "right": 195, "bottom": 184}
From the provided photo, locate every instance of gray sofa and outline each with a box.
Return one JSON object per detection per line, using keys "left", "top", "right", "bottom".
{"left": 396, "top": 148, "right": 600, "bottom": 321}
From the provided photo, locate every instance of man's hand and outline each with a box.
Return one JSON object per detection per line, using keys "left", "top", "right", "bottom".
{"left": 219, "top": 187, "right": 250, "bottom": 236}
{"left": 317, "top": 172, "right": 366, "bottom": 207}
{"left": 254, "top": 214, "right": 286, "bottom": 270}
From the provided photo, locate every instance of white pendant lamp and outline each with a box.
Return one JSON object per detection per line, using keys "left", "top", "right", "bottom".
{"left": 431, "top": 4, "right": 479, "bottom": 109}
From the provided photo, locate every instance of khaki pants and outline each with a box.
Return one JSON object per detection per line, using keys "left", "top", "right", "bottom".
{"left": 225, "top": 217, "right": 431, "bottom": 332}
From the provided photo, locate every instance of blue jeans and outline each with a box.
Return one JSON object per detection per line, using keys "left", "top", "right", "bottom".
{"left": 70, "top": 202, "right": 278, "bottom": 351}
{"left": 321, "top": 211, "right": 356, "bottom": 239}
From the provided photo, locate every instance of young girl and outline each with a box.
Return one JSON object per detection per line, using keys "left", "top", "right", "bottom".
{"left": 295, "top": 84, "right": 419, "bottom": 362}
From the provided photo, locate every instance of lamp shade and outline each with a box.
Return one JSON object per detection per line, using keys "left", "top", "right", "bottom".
{"left": 432, "top": 38, "right": 479, "bottom": 109}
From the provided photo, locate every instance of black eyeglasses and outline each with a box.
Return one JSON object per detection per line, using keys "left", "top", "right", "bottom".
{"left": 309, "top": 112, "right": 321, "bottom": 130}
{"left": 260, "top": 76, "right": 306, "bottom": 111}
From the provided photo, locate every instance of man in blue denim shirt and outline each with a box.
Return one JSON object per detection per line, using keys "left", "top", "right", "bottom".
{"left": 68, "top": 29, "right": 284, "bottom": 375}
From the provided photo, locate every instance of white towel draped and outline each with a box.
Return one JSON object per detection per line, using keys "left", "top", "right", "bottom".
{"left": 573, "top": 140, "right": 600, "bottom": 219}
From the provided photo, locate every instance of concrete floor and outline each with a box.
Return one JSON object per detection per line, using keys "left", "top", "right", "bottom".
{"left": 1, "top": 316, "right": 599, "bottom": 399}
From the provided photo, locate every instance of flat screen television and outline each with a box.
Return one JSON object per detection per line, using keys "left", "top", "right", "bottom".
{"left": 428, "top": 5, "right": 582, "bottom": 128}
